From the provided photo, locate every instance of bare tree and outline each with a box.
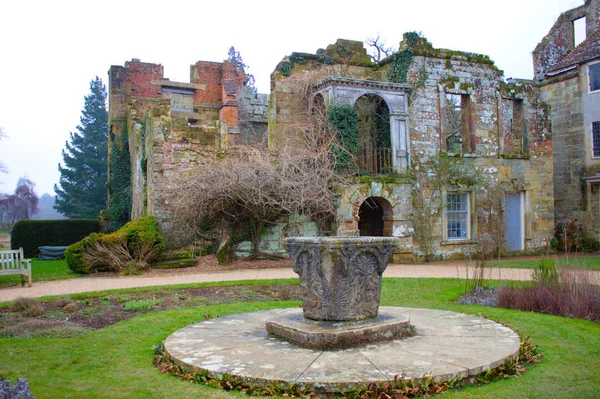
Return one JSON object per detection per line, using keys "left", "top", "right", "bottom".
{"left": 0, "top": 177, "right": 39, "bottom": 224}
{"left": 366, "top": 34, "right": 395, "bottom": 62}
{"left": 0, "top": 128, "right": 7, "bottom": 175}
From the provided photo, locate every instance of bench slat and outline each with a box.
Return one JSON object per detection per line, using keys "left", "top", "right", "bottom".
{"left": 0, "top": 248, "right": 32, "bottom": 287}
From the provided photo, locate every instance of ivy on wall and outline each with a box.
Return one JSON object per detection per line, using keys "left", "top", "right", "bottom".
{"left": 107, "top": 124, "right": 132, "bottom": 232}
{"left": 387, "top": 31, "right": 421, "bottom": 84}
{"left": 327, "top": 106, "right": 360, "bottom": 174}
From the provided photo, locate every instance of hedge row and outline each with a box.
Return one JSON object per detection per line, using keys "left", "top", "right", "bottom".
{"left": 11, "top": 219, "right": 100, "bottom": 258}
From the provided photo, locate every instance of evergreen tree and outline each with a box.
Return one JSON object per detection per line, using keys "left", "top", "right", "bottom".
{"left": 227, "top": 46, "right": 255, "bottom": 88}
{"left": 54, "top": 77, "right": 108, "bottom": 218}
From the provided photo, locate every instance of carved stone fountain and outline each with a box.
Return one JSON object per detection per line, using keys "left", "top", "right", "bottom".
{"left": 266, "top": 237, "right": 411, "bottom": 349}
{"left": 164, "top": 236, "right": 521, "bottom": 395}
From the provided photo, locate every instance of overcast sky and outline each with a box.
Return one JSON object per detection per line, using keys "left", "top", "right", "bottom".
{"left": 0, "top": 0, "right": 584, "bottom": 197}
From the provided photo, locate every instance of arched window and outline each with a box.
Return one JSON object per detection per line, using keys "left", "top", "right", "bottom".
{"left": 354, "top": 94, "right": 392, "bottom": 174}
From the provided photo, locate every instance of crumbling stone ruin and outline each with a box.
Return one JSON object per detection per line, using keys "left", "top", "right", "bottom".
{"left": 533, "top": 0, "right": 600, "bottom": 238}
{"left": 108, "top": 0, "right": 599, "bottom": 261}
{"left": 108, "top": 59, "right": 267, "bottom": 235}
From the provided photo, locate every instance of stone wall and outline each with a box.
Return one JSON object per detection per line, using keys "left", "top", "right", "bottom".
{"left": 268, "top": 36, "right": 554, "bottom": 260}
{"left": 108, "top": 58, "right": 268, "bottom": 246}
{"left": 533, "top": 0, "right": 600, "bottom": 78}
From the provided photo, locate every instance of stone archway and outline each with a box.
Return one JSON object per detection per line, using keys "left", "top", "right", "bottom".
{"left": 310, "top": 77, "right": 411, "bottom": 171}
{"left": 358, "top": 196, "right": 393, "bottom": 237}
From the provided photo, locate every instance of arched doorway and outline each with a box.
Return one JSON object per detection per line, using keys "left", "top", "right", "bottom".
{"left": 358, "top": 196, "right": 393, "bottom": 236}
{"left": 354, "top": 94, "right": 392, "bottom": 175}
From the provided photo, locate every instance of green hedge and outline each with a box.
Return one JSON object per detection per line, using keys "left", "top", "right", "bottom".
{"left": 11, "top": 219, "right": 100, "bottom": 258}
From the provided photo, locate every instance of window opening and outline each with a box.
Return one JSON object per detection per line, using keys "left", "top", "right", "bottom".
{"left": 354, "top": 94, "right": 392, "bottom": 174}
{"left": 593, "top": 121, "right": 600, "bottom": 157}
{"left": 574, "top": 17, "right": 586, "bottom": 47}
{"left": 444, "top": 93, "right": 472, "bottom": 153}
{"left": 446, "top": 193, "right": 469, "bottom": 240}
{"left": 590, "top": 63, "right": 600, "bottom": 92}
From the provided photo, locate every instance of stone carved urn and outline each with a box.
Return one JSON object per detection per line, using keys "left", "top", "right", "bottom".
{"left": 284, "top": 237, "right": 399, "bottom": 321}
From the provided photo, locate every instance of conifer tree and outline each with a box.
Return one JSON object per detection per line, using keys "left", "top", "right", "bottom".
{"left": 54, "top": 77, "right": 108, "bottom": 218}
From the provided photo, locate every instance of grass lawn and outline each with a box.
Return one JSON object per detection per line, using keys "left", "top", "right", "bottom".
{"left": 0, "top": 259, "right": 82, "bottom": 287}
{"left": 489, "top": 254, "right": 600, "bottom": 271}
{"left": 0, "top": 278, "right": 599, "bottom": 398}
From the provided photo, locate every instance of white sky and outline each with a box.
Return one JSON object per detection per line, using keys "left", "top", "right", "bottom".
{"left": 0, "top": 0, "right": 584, "bottom": 196}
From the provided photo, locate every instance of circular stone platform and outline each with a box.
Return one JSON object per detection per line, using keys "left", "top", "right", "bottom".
{"left": 165, "top": 307, "right": 520, "bottom": 394}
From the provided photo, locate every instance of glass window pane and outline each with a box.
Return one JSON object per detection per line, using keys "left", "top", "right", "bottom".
{"left": 447, "top": 193, "right": 468, "bottom": 240}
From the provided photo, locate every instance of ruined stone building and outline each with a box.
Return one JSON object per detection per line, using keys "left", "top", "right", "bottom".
{"left": 107, "top": 58, "right": 267, "bottom": 233}
{"left": 533, "top": 0, "right": 600, "bottom": 237}
{"left": 108, "top": 1, "right": 599, "bottom": 261}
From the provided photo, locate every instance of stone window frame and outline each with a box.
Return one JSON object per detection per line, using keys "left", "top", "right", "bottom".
{"left": 498, "top": 94, "right": 529, "bottom": 156}
{"left": 442, "top": 191, "right": 475, "bottom": 243}
{"left": 589, "top": 62, "right": 600, "bottom": 93}
{"left": 439, "top": 85, "right": 476, "bottom": 155}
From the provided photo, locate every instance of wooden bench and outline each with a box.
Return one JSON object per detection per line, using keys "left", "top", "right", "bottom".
{"left": 0, "top": 248, "right": 32, "bottom": 287}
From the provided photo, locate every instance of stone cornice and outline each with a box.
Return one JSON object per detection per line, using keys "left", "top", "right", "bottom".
{"left": 313, "top": 77, "right": 412, "bottom": 93}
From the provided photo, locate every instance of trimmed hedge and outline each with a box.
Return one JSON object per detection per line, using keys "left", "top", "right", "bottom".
{"left": 11, "top": 219, "right": 100, "bottom": 258}
{"left": 65, "top": 216, "right": 164, "bottom": 274}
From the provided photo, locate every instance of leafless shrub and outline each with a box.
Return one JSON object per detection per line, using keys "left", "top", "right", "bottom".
{"left": 10, "top": 297, "right": 43, "bottom": 317}
{"left": 498, "top": 266, "right": 600, "bottom": 322}
{"left": 172, "top": 141, "right": 339, "bottom": 259}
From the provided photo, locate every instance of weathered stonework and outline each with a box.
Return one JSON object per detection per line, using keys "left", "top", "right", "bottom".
{"left": 268, "top": 34, "right": 554, "bottom": 260}
{"left": 534, "top": 0, "right": 600, "bottom": 238}
{"left": 284, "top": 236, "right": 398, "bottom": 321}
{"left": 108, "top": 3, "right": 600, "bottom": 257}
{"left": 108, "top": 59, "right": 268, "bottom": 245}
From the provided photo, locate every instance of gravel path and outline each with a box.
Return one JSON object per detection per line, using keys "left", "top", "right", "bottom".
{"left": 0, "top": 263, "right": 535, "bottom": 302}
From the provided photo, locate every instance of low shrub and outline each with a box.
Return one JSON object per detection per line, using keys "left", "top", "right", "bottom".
{"left": 499, "top": 265, "right": 600, "bottom": 322}
{"left": 123, "top": 299, "right": 162, "bottom": 312}
{"left": 0, "top": 378, "right": 35, "bottom": 399}
{"left": 11, "top": 219, "right": 100, "bottom": 258}
{"left": 65, "top": 216, "right": 164, "bottom": 274}
{"left": 554, "top": 220, "right": 600, "bottom": 253}
{"left": 10, "top": 297, "right": 43, "bottom": 317}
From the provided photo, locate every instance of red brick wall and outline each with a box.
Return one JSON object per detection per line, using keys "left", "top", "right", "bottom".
{"left": 219, "top": 104, "right": 238, "bottom": 127}
{"left": 126, "top": 59, "right": 163, "bottom": 99}
{"left": 192, "top": 61, "right": 223, "bottom": 105}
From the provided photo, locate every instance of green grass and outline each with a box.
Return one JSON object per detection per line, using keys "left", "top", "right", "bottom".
{"left": 0, "top": 230, "right": 9, "bottom": 235}
{"left": 0, "top": 259, "right": 82, "bottom": 287}
{"left": 490, "top": 255, "right": 600, "bottom": 271}
{"left": 123, "top": 299, "right": 163, "bottom": 312}
{"left": 1, "top": 278, "right": 599, "bottom": 398}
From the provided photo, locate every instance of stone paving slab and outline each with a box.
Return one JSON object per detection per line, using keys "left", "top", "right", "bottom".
{"left": 165, "top": 307, "right": 521, "bottom": 394}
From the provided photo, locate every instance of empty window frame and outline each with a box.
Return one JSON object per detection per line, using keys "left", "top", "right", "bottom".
{"left": 593, "top": 121, "right": 600, "bottom": 158}
{"left": 444, "top": 93, "right": 473, "bottom": 153}
{"left": 446, "top": 193, "right": 470, "bottom": 240}
{"left": 590, "top": 63, "right": 600, "bottom": 92}
{"left": 573, "top": 17, "right": 586, "bottom": 47}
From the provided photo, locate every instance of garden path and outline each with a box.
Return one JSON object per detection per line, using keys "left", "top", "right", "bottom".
{"left": 0, "top": 262, "right": 535, "bottom": 302}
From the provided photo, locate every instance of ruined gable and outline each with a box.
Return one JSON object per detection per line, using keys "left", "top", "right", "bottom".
{"left": 108, "top": 58, "right": 268, "bottom": 244}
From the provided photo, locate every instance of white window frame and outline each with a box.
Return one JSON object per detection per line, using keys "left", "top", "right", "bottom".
{"left": 445, "top": 192, "right": 471, "bottom": 241}
{"left": 589, "top": 62, "right": 600, "bottom": 93}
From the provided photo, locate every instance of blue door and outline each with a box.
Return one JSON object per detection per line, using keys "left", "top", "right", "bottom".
{"left": 505, "top": 193, "right": 524, "bottom": 251}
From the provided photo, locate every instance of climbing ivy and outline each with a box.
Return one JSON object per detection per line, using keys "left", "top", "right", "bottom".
{"left": 327, "top": 106, "right": 360, "bottom": 174}
{"left": 107, "top": 124, "right": 132, "bottom": 232}
{"left": 387, "top": 48, "right": 414, "bottom": 83}
{"left": 387, "top": 31, "right": 421, "bottom": 83}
